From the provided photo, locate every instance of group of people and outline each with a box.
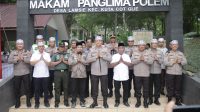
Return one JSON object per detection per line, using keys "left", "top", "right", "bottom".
{"left": 8, "top": 34, "right": 187, "bottom": 109}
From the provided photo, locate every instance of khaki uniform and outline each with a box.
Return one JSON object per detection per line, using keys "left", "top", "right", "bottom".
{"left": 8, "top": 50, "right": 31, "bottom": 76}
{"left": 149, "top": 48, "right": 163, "bottom": 100}
{"left": 87, "top": 46, "right": 112, "bottom": 99}
{"left": 8, "top": 49, "right": 31, "bottom": 106}
{"left": 164, "top": 50, "right": 187, "bottom": 101}
{"left": 131, "top": 50, "right": 153, "bottom": 77}
{"left": 87, "top": 46, "right": 112, "bottom": 76}
{"left": 164, "top": 50, "right": 187, "bottom": 75}
{"left": 131, "top": 49, "right": 153, "bottom": 99}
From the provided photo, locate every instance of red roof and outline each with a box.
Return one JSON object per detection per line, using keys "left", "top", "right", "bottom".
{"left": 0, "top": 4, "right": 52, "bottom": 29}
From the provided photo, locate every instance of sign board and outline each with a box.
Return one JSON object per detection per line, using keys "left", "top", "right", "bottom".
{"left": 133, "top": 30, "right": 153, "bottom": 45}
{"left": 29, "top": 0, "right": 170, "bottom": 14}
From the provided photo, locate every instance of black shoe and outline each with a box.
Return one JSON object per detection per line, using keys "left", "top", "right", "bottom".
{"left": 149, "top": 98, "right": 153, "bottom": 105}
{"left": 144, "top": 100, "right": 148, "bottom": 108}
{"left": 34, "top": 104, "right": 39, "bottom": 109}
{"left": 107, "top": 91, "right": 113, "bottom": 97}
{"left": 55, "top": 103, "right": 59, "bottom": 108}
{"left": 26, "top": 101, "right": 31, "bottom": 107}
{"left": 123, "top": 102, "right": 130, "bottom": 107}
{"left": 64, "top": 102, "right": 70, "bottom": 107}
{"left": 90, "top": 102, "right": 98, "bottom": 108}
{"left": 114, "top": 102, "right": 120, "bottom": 107}
{"left": 154, "top": 99, "right": 161, "bottom": 105}
{"left": 135, "top": 98, "right": 141, "bottom": 108}
{"left": 103, "top": 102, "right": 109, "bottom": 108}
{"left": 44, "top": 102, "right": 50, "bottom": 107}
{"left": 71, "top": 102, "right": 76, "bottom": 108}
{"left": 80, "top": 101, "right": 86, "bottom": 107}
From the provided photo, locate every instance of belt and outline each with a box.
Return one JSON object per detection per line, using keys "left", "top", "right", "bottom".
{"left": 55, "top": 69, "right": 67, "bottom": 72}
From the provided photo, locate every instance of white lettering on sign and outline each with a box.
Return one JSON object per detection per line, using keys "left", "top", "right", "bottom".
{"left": 30, "top": 0, "right": 69, "bottom": 9}
{"left": 132, "top": 0, "right": 169, "bottom": 6}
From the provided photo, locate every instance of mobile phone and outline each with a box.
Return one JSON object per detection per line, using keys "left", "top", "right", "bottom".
{"left": 173, "top": 105, "right": 200, "bottom": 112}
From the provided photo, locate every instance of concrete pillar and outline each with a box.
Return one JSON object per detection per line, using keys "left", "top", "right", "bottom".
{"left": 17, "top": 0, "right": 35, "bottom": 50}
{"left": 165, "top": 0, "right": 184, "bottom": 51}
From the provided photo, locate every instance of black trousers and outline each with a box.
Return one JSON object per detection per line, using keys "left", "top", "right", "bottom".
{"left": 161, "top": 69, "right": 166, "bottom": 92}
{"left": 166, "top": 74, "right": 182, "bottom": 99}
{"left": 108, "top": 68, "right": 114, "bottom": 92}
{"left": 149, "top": 74, "right": 161, "bottom": 99}
{"left": 48, "top": 70, "right": 54, "bottom": 94}
{"left": 34, "top": 77, "right": 49, "bottom": 104}
{"left": 128, "top": 70, "right": 135, "bottom": 94}
{"left": 14, "top": 74, "right": 31, "bottom": 101}
{"left": 71, "top": 78, "right": 86, "bottom": 102}
{"left": 85, "top": 71, "right": 91, "bottom": 97}
{"left": 91, "top": 75, "right": 108, "bottom": 98}
{"left": 135, "top": 76, "right": 149, "bottom": 98}
{"left": 114, "top": 80, "right": 129, "bottom": 103}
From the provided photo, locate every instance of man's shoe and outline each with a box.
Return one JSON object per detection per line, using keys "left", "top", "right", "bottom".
{"left": 64, "top": 102, "right": 70, "bottom": 107}
{"left": 44, "top": 102, "right": 50, "bottom": 107}
{"left": 55, "top": 103, "right": 59, "bottom": 108}
{"left": 144, "top": 99, "right": 149, "bottom": 108}
{"left": 89, "top": 102, "right": 98, "bottom": 108}
{"left": 34, "top": 104, "right": 39, "bottom": 109}
{"left": 80, "top": 102, "right": 86, "bottom": 107}
{"left": 154, "top": 99, "right": 161, "bottom": 105}
{"left": 149, "top": 98, "right": 153, "bottom": 105}
{"left": 71, "top": 102, "right": 76, "bottom": 108}
{"left": 114, "top": 102, "right": 120, "bottom": 107}
{"left": 103, "top": 102, "right": 109, "bottom": 108}
{"left": 123, "top": 102, "right": 130, "bottom": 107}
{"left": 135, "top": 98, "right": 141, "bottom": 108}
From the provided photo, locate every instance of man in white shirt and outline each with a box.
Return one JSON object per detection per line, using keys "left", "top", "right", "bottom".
{"left": 111, "top": 43, "right": 132, "bottom": 107}
{"left": 30, "top": 42, "right": 51, "bottom": 109}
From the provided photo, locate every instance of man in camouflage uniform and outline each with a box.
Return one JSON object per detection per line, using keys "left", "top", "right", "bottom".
{"left": 51, "top": 42, "right": 70, "bottom": 108}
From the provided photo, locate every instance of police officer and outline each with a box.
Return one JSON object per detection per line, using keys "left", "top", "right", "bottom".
{"left": 30, "top": 42, "right": 51, "bottom": 109}
{"left": 68, "top": 42, "right": 88, "bottom": 108}
{"left": 8, "top": 39, "right": 31, "bottom": 108}
{"left": 87, "top": 36, "right": 112, "bottom": 108}
{"left": 164, "top": 40, "right": 187, "bottom": 105}
{"left": 149, "top": 39, "right": 164, "bottom": 105}
{"left": 158, "top": 38, "right": 168, "bottom": 95}
{"left": 106, "top": 35, "right": 118, "bottom": 97}
{"left": 111, "top": 43, "right": 132, "bottom": 107}
{"left": 45, "top": 37, "right": 57, "bottom": 98}
{"left": 132, "top": 40, "right": 153, "bottom": 108}
{"left": 84, "top": 38, "right": 93, "bottom": 97}
{"left": 125, "top": 36, "right": 137, "bottom": 97}
{"left": 51, "top": 42, "right": 70, "bottom": 108}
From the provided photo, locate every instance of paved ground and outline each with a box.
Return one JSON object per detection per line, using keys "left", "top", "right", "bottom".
{"left": 9, "top": 90, "right": 168, "bottom": 112}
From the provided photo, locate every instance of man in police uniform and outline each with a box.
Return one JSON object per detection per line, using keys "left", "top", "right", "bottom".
{"left": 106, "top": 35, "right": 118, "bottom": 97}
{"left": 164, "top": 40, "right": 187, "bottom": 105}
{"left": 149, "top": 39, "right": 164, "bottom": 105}
{"left": 51, "top": 42, "right": 70, "bottom": 108}
{"left": 87, "top": 36, "right": 112, "bottom": 108}
{"left": 125, "top": 36, "right": 137, "bottom": 97}
{"left": 45, "top": 37, "right": 57, "bottom": 98}
{"left": 158, "top": 38, "right": 168, "bottom": 95}
{"left": 131, "top": 40, "right": 153, "bottom": 108}
{"left": 8, "top": 39, "right": 31, "bottom": 108}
